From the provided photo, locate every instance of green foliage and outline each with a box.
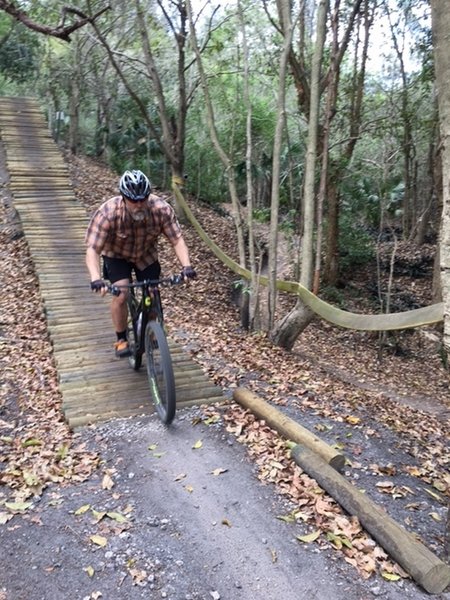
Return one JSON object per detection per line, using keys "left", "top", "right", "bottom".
{"left": 0, "top": 20, "right": 40, "bottom": 84}
{"left": 320, "top": 285, "right": 346, "bottom": 307}
{"left": 338, "top": 212, "right": 375, "bottom": 271}
{"left": 106, "top": 96, "right": 165, "bottom": 183}
{"left": 252, "top": 207, "right": 271, "bottom": 223}
{"left": 279, "top": 209, "right": 298, "bottom": 234}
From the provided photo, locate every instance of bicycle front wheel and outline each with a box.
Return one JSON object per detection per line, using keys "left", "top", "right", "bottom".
{"left": 127, "top": 294, "right": 143, "bottom": 371}
{"left": 144, "top": 320, "right": 176, "bottom": 424}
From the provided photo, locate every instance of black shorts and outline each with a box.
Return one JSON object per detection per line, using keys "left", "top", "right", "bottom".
{"left": 102, "top": 257, "right": 161, "bottom": 284}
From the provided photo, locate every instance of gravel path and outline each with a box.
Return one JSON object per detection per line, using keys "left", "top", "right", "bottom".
{"left": 1, "top": 409, "right": 448, "bottom": 600}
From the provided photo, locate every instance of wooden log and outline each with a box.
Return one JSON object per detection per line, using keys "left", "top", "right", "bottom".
{"left": 291, "top": 444, "right": 450, "bottom": 595}
{"left": 233, "top": 387, "right": 345, "bottom": 471}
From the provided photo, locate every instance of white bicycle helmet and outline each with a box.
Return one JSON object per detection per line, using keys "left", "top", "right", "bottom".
{"left": 119, "top": 170, "right": 151, "bottom": 201}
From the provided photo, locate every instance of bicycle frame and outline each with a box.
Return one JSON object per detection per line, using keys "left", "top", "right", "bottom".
{"left": 110, "top": 274, "right": 183, "bottom": 369}
{"left": 128, "top": 281, "right": 163, "bottom": 356}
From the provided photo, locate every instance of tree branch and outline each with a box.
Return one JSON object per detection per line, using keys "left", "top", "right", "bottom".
{"left": 0, "top": 1, "right": 110, "bottom": 42}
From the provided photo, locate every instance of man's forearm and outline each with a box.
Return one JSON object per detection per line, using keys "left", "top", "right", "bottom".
{"left": 86, "top": 246, "right": 101, "bottom": 281}
{"left": 173, "top": 237, "right": 191, "bottom": 267}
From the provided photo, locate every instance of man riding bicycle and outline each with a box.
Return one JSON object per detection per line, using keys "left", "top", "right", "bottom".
{"left": 85, "top": 169, "right": 196, "bottom": 357}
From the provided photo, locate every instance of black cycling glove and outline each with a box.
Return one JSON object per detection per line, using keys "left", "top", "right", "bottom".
{"left": 181, "top": 266, "right": 197, "bottom": 280}
{"left": 90, "top": 279, "right": 106, "bottom": 292}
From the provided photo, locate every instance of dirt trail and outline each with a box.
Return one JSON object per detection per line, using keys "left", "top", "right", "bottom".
{"left": 1, "top": 412, "right": 442, "bottom": 600}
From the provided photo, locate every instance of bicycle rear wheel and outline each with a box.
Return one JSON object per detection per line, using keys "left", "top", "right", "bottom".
{"left": 144, "top": 320, "right": 176, "bottom": 424}
{"left": 127, "top": 293, "right": 143, "bottom": 371}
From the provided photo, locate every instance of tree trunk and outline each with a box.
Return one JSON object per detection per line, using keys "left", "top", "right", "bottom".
{"left": 386, "top": 4, "right": 416, "bottom": 239}
{"left": 414, "top": 116, "right": 439, "bottom": 245}
{"left": 431, "top": 0, "right": 450, "bottom": 361}
{"left": 271, "top": 299, "right": 314, "bottom": 350}
{"left": 323, "top": 0, "right": 373, "bottom": 286}
{"left": 186, "top": 0, "right": 246, "bottom": 268}
{"left": 68, "top": 44, "right": 81, "bottom": 155}
{"left": 323, "top": 177, "right": 339, "bottom": 285}
{"left": 238, "top": 0, "right": 260, "bottom": 330}
{"left": 267, "top": 0, "right": 294, "bottom": 330}
{"left": 68, "top": 79, "right": 80, "bottom": 155}
{"left": 271, "top": 0, "right": 328, "bottom": 350}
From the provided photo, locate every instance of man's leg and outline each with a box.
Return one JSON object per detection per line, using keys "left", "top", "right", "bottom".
{"left": 111, "top": 278, "right": 129, "bottom": 332}
{"left": 103, "top": 257, "right": 132, "bottom": 357}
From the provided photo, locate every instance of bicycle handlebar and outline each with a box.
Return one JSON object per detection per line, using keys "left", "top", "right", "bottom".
{"left": 108, "top": 274, "right": 184, "bottom": 296}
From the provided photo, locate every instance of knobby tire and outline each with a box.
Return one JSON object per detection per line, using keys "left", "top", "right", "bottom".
{"left": 144, "top": 320, "right": 176, "bottom": 424}
{"left": 127, "top": 294, "right": 143, "bottom": 371}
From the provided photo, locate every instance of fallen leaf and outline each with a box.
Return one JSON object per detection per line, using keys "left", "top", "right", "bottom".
{"left": 185, "top": 485, "right": 194, "bottom": 493}
{"left": 381, "top": 572, "right": 401, "bottom": 581}
{"left": 89, "top": 535, "right": 107, "bottom": 547}
{"left": 192, "top": 440, "right": 203, "bottom": 449}
{"left": 74, "top": 504, "right": 91, "bottom": 516}
{"left": 221, "top": 518, "right": 231, "bottom": 527}
{"left": 102, "top": 473, "right": 114, "bottom": 490}
{"left": 0, "top": 512, "right": 14, "bottom": 524}
{"left": 56, "top": 444, "right": 69, "bottom": 461}
{"left": 91, "top": 510, "right": 106, "bottom": 523}
{"left": 429, "top": 512, "right": 442, "bottom": 522}
{"left": 106, "top": 511, "right": 128, "bottom": 523}
{"left": 375, "top": 481, "right": 394, "bottom": 489}
{"left": 174, "top": 473, "right": 187, "bottom": 481}
{"left": 4, "top": 501, "right": 33, "bottom": 512}
{"left": 211, "top": 468, "right": 228, "bottom": 476}
{"left": 423, "top": 488, "right": 445, "bottom": 503}
{"left": 326, "top": 532, "right": 353, "bottom": 550}
{"left": 296, "top": 530, "right": 321, "bottom": 543}
{"left": 432, "top": 480, "right": 447, "bottom": 492}
{"left": 276, "top": 513, "right": 296, "bottom": 524}
{"left": 84, "top": 565, "right": 95, "bottom": 577}
{"left": 129, "top": 567, "right": 147, "bottom": 585}
{"left": 21, "top": 438, "right": 43, "bottom": 448}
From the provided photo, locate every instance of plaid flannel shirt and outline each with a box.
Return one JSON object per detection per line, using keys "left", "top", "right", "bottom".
{"left": 85, "top": 195, "right": 182, "bottom": 270}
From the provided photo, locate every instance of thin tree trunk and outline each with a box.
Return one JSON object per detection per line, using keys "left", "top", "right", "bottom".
{"left": 313, "top": 0, "right": 341, "bottom": 293}
{"left": 186, "top": 0, "right": 246, "bottom": 268}
{"left": 267, "top": 0, "right": 294, "bottom": 330}
{"left": 323, "top": 0, "right": 372, "bottom": 285}
{"left": 431, "top": 0, "right": 450, "bottom": 362}
{"left": 386, "top": 5, "right": 415, "bottom": 238}
{"left": 238, "top": 0, "right": 259, "bottom": 329}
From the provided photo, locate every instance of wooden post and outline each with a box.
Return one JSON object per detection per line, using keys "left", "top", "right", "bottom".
{"left": 233, "top": 387, "right": 345, "bottom": 471}
{"left": 291, "top": 444, "right": 450, "bottom": 595}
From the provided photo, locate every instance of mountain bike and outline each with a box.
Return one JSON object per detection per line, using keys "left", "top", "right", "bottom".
{"left": 109, "top": 274, "right": 183, "bottom": 425}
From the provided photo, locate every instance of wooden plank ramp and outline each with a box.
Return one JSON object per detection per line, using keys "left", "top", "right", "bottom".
{"left": 0, "top": 96, "right": 224, "bottom": 429}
